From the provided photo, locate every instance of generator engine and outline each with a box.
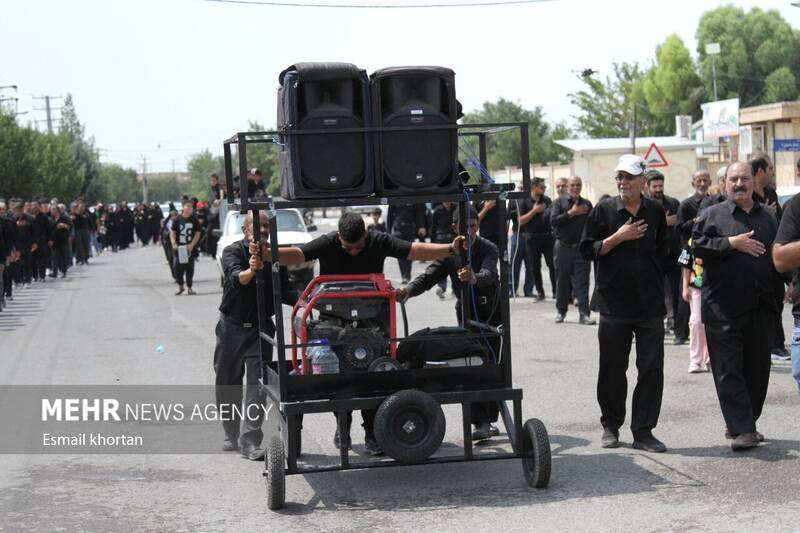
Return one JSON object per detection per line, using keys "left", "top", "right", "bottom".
{"left": 291, "top": 275, "right": 398, "bottom": 374}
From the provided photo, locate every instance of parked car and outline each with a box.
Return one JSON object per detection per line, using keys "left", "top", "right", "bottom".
{"left": 214, "top": 208, "right": 316, "bottom": 291}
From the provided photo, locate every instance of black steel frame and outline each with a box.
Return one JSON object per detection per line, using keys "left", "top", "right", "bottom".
{"left": 223, "top": 122, "right": 533, "bottom": 475}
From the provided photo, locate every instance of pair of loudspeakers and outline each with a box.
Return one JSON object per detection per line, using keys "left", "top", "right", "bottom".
{"left": 277, "top": 63, "right": 460, "bottom": 199}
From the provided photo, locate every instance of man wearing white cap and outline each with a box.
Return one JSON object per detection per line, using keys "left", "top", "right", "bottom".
{"left": 579, "top": 154, "right": 670, "bottom": 453}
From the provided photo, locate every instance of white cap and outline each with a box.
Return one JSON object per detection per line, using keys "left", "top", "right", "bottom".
{"left": 613, "top": 154, "right": 647, "bottom": 176}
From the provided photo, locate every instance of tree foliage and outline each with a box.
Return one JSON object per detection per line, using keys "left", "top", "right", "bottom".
{"left": 696, "top": 6, "right": 800, "bottom": 106}
{"left": 461, "top": 98, "right": 572, "bottom": 175}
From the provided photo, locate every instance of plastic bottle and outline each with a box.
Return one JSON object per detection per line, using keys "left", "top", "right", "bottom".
{"left": 308, "top": 340, "right": 339, "bottom": 375}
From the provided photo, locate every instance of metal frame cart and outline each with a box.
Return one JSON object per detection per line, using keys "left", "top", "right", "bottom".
{"left": 222, "top": 122, "right": 551, "bottom": 511}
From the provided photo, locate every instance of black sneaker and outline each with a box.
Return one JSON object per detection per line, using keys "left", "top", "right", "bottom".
{"left": 471, "top": 422, "right": 492, "bottom": 441}
{"left": 601, "top": 427, "right": 619, "bottom": 448}
{"left": 534, "top": 294, "right": 546, "bottom": 302}
{"left": 579, "top": 314, "right": 596, "bottom": 325}
{"left": 632, "top": 433, "right": 667, "bottom": 453}
{"left": 555, "top": 313, "right": 565, "bottom": 324}
{"left": 731, "top": 433, "right": 760, "bottom": 451}
{"left": 364, "top": 435, "right": 384, "bottom": 456}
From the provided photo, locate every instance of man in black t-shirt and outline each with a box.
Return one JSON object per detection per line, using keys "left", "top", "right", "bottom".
{"left": 772, "top": 192, "right": 800, "bottom": 395}
{"left": 260, "top": 211, "right": 463, "bottom": 455}
{"left": 170, "top": 201, "right": 201, "bottom": 295}
{"left": 519, "top": 177, "right": 556, "bottom": 302}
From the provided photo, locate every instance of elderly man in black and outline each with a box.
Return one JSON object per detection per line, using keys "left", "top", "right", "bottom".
{"left": 215, "top": 211, "right": 296, "bottom": 460}
{"left": 580, "top": 154, "right": 670, "bottom": 453}
{"left": 692, "top": 161, "right": 777, "bottom": 451}
{"left": 551, "top": 175, "right": 594, "bottom": 324}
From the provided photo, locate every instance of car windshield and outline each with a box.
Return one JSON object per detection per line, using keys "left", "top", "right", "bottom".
{"left": 225, "top": 210, "right": 305, "bottom": 236}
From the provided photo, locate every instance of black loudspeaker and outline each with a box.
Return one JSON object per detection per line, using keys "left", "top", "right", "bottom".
{"left": 278, "top": 63, "right": 374, "bottom": 199}
{"left": 371, "top": 66, "right": 460, "bottom": 196}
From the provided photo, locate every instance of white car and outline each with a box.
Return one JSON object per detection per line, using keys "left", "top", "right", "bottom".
{"left": 777, "top": 186, "right": 800, "bottom": 207}
{"left": 214, "top": 208, "right": 317, "bottom": 290}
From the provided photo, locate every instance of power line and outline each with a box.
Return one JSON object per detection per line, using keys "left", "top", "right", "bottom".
{"left": 202, "top": 0, "right": 553, "bottom": 8}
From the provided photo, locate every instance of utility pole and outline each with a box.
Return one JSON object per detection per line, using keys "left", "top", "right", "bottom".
{"left": 629, "top": 102, "right": 637, "bottom": 155}
{"left": 33, "top": 95, "right": 62, "bottom": 133}
{"left": 705, "top": 42, "right": 721, "bottom": 101}
{"left": 141, "top": 156, "right": 149, "bottom": 204}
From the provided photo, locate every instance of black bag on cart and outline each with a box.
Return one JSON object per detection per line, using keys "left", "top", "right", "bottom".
{"left": 277, "top": 62, "right": 374, "bottom": 199}
{"left": 397, "top": 326, "right": 487, "bottom": 369}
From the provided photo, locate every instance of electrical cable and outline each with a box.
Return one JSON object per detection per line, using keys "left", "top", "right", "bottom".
{"left": 202, "top": 0, "right": 553, "bottom": 8}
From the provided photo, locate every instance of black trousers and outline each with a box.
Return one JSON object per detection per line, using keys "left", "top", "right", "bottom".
{"left": 74, "top": 229, "right": 91, "bottom": 263}
{"left": 162, "top": 239, "right": 175, "bottom": 279}
{"left": 214, "top": 315, "right": 275, "bottom": 446}
{"left": 32, "top": 245, "right": 48, "bottom": 280}
{"left": 704, "top": 309, "right": 773, "bottom": 436}
{"left": 554, "top": 241, "right": 590, "bottom": 316}
{"left": 458, "top": 298, "right": 501, "bottom": 426}
{"left": 174, "top": 255, "right": 195, "bottom": 287}
{"left": 2, "top": 260, "right": 12, "bottom": 297}
{"left": 393, "top": 224, "right": 415, "bottom": 281}
{"left": 525, "top": 234, "right": 556, "bottom": 297}
{"left": 665, "top": 262, "right": 681, "bottom": 321}
{"left": 773, "top": 301, "right": 786, "bottom": 351}
{"left": 14, "top": 249, "right": 33, "bottom": 284}
{"left": 52, "top": 243, "right": 69, "bottom": 275}
{"left": 509, "top": 231, "right": 532, "bottom": 295}
{"left": 597, "top": 315, "right": 664, "bottom": 436}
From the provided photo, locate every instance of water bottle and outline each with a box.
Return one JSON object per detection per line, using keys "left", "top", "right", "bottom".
{"left": 309, "top": 340, "right": 339, "bottom": 375}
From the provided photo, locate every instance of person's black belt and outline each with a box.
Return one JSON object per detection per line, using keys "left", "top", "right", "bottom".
{"left": 557, "top": 240, "right": 580, "bottom": 247}
{"left": 220, "top": 313, "right": 256, "bottom": 329}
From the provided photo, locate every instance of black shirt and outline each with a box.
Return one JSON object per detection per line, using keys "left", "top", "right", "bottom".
{"left": 651, "top": 195, "right": 681, "bottom": 257}
{"left": 550, "top": 196, "right": 592, "bottom": 244}
{"left": 387, "top": 204, "right": 426, "bottom": 236}
{"left": 774, "top": 193, "right": 800, "bottom": 320}
{"left": 675, "top": 194, "right": 706, "bottom": 244}
{"left": 172, "top": 215, "right": 200, "bottom": 246}
{"left": 692, "top": 199, "right": 778, "bottom": 321}
{"left": 72, "top": 211, "right": 90, "bottom": 231}
{"left": 517, "top": 195, "right": 553, "bottom": 237}
{"left": 32, "top": 212, "right": 52, "bottom": 244}
{"left": 754, "top": 186, "right": 782, "bottom": 223}
{"left": 13, "top": 214, "right": 35, "bottom": 248}
{"left": 218, "top": 239, "right": 295, "bottom": 323}
{"left": 52, "top": 215, "right": 72, "bottom": 245}
{"left": 300, "top": 230, "right": 412, "bottom": 275}
{"left": 699, "top": 193, "right": 725, "bottom": 212}
{"left": 407, "top": 236, "right": 499, "bottom": 322}
{"left": 431, "top": 204, "right": 456, "bottom": 242}
{"left": 474, "top": 200, "right": 500, "bottom": 239}
{"left": 247, "top": 179, "right": 266, "bottom": 199}
{"left": 579, "top": 195, "right": 669, "bottom": 319}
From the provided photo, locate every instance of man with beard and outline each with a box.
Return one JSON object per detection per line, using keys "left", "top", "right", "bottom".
{"left": 673, "top": 171, "right": 711, "bottom": 345}
{"left": 646, "top": 171, "right": 681, "bottom": 335}
{"left": 692, "top": 161, "right": 777, "bottom": 450}
{"left": 555, "top": 177, "right": 568, "bottom": 199}
{"left": 214, "top": 211, "right": 296, "bottom": 459}
{"left": 397, "top": 207, "right": 501, "bottom": 441}
{"left": 518, "top": 177, "right": 556, "bottom": 303}
{"left": 551, "top": 176, "right": 593, "bottom": 323}
{"left": 579, "top": 154, "right": 670, "bottom": 453}
{"left": 700, "top": 166, "right": 727, "bottom": 211}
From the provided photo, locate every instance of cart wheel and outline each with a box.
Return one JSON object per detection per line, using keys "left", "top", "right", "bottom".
{"left": 374, "top": 389, "right": 445, "bottom": 464}
{"left": 265, "top": 435, "right": 286, "bottom": 510}
{"left": 521, "top": 418, "right": 551, "bottom": 489}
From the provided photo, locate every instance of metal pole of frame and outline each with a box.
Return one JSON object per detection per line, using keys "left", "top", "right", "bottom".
{"left": 458, "top": 200, "right": 471, "bottom": 329}
{"left": 496, "top": 198, "right": 512, "bottom": 386}
{"left": 266, "top": 202, "right": 288, "bottom": 401}
{"left": 519, "top": 123, "right": 530, "bottom": 193}
{"left": 478, "top": 133, "right": 488, "bottom": 176}
{"left": 223, "top": 142, "right": 234, "bottom": 204}
{"left": 238, "top": 133, "right": 248, "bottom": 214}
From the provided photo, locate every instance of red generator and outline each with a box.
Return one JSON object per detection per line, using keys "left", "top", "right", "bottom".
{"left": 291, "top": 274, "right": 399, "bottom": 374}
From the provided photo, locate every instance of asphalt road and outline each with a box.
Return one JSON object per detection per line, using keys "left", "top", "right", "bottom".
{"left": 0, "top": 238, "right": 798, "bottom": 532}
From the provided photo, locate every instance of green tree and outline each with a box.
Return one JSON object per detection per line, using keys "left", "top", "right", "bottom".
{"left": 97, "top": 163, "right": 141, "bottom": 204}
{"left": 59, "top": 94, "right": 102, "bottom": 201}
{"left": 0, "top": 112, "right": 40, "bottom": 199}
{"left": 146, "top": 176, "right": 183, "bottom": 203}
{"left": 35, "top": 132, "right": 83, "bottom": 201}
{"left": 569, "top": 62, "right": 658, "bottom": 138}
{"left": 764, "top": 67, "right": 798, "bottom": 103}
{"left": 696, "top": 6, "right": 800, "bottom": 105}
{"left": 461, "top": 98, "right": 572, "bottom": 177}
{"left": 187, "top": 149, "right": 224, "bottom": 201}
{"left": 642, "top": 34, "right": 705, "bottom": 134}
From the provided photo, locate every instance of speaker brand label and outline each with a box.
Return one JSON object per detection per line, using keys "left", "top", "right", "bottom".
{"left": 410, "top": 109, "right": 424, "bottom": 115}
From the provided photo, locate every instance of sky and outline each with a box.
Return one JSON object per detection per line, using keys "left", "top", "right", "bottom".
{"left": 3, "top": 0, "right": 800, "bottom": 173}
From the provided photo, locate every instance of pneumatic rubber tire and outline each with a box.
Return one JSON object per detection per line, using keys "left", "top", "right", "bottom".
{"left": 521, "top": 418, "right": 551, "bottom": 488}
{"left": 265, "top": 435, "right": 286, "bottom": 510}
{"left": 374, "top": 389, "right": 445, "bottom": 464}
